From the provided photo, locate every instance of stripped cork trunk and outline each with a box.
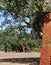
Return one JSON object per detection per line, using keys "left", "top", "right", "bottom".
{"left": 40, "top": 12, "right": 51, "bottom": 65}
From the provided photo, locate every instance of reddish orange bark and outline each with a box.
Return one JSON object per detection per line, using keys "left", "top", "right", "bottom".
{"left": 40, "top": 12, "right": 51, "bottom": 65}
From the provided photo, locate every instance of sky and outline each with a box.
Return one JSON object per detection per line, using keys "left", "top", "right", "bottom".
{"left": 0, "top": 11, "right": 32, "bottom": 33}
{"left": 0, "top": 12, "right": 5, "bottom": 23}
{"left": 0, "top": 12, "right": 5, "bottom": 30}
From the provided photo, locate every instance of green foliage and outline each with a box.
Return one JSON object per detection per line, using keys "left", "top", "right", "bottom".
{"left": 0, "top": 29, "right": 41, "bottom": 51}
{"left": 0, "top": 0, "right": 43, "bottom": 52}
{"left": 0, "top": 0, "right": 29, "bottom": 17}
{"left": 29, "top": 0, "right": 44, "bottom": 13}
{"left": 43, "top": 5, "right": 51, "bottom": 12}
{"left": 29, "top": 0, "right": 51, "bottom": 12}
{"left": 0, "top": 0, "right": 45, "bottom": 38}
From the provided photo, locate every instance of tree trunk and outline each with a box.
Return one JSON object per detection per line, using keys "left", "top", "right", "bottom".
{"left": 4, "top": 44, "right": 7, "bottom": 52}
{"left": 40, "top": 12, "right": 51, "bottom": 65}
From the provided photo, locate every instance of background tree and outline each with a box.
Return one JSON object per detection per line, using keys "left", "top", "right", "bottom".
{"left": 0, "top": 0, "right": 45, "bottom": 52}
{"left": 0, "top": 0, "right": 44, "bottom": 37}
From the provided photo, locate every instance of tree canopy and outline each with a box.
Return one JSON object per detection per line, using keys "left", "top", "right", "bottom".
{"left": 0, "top": 0, "right": 47, "bottom": 51}
{"left": 0, "top": 0, "right": 45, "bottom": 37}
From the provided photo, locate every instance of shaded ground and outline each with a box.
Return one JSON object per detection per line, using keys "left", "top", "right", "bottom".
{"left": 0, "top": 51, "right": 40, "bottom": 65}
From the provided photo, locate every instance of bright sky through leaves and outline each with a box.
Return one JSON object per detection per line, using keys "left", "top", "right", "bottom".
{"left": 0, "top": 11, "right": 31, "bottom": 33}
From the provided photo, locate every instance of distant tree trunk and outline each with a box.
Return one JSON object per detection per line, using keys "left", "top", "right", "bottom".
{"left": 22, "top": 44, "right": 27, "bottom": 52}
{"left": 4, "top": 43, "right": 7, "bottom": 52}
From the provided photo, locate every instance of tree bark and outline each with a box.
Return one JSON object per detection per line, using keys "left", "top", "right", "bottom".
{"left": 40, "top": 12, "right": 51, "bottom": 65}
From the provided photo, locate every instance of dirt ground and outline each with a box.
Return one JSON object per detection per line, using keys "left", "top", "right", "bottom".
{"left": 0, "top": 51, "right": 40, "bottom": 65}
{"left": 0, "top": 62, "right": 29, "bottom": 65}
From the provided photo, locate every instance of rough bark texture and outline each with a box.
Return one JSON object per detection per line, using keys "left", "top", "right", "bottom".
{"left": 40, "top": 12, "right": 51, "bottom": 65}
{"left": 44, "top": 0, "right": 51, "bottom": 4}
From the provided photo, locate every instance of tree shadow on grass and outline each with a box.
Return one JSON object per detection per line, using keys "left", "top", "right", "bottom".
{"left": 0, "top": 57, "right": 40, "bottom": 65}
